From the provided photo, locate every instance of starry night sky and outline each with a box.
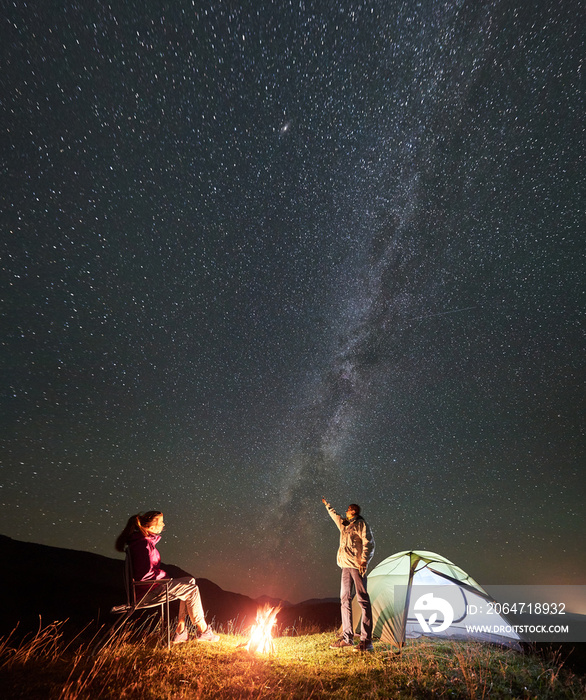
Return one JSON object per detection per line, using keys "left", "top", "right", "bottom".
{"left": 2, "top": 1, "right": 584, "bottom": 605}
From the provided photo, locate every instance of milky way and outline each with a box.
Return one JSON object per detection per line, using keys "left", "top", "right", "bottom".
{"left": 1, "top": 0, "right": 583, "bottom": 602}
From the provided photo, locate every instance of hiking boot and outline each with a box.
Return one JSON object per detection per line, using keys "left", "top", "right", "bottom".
{"left": 329, "top": 639, "right": 354, "bottom": 649}
{"left": 353, "top": 640, "right": 374, "bottom": 652}
{"left": 172, "top": 628, "right": 189, "bottom": 644}
{"left": 198, "top": 627, "right": 220, "bottom": 642}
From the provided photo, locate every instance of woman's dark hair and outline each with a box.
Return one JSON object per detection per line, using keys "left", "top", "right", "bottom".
{"left": 115, "top": 511, "right": 162, "bottom": 552}
{"left": 348, "top": 504, "right": 361, "bottom": 516}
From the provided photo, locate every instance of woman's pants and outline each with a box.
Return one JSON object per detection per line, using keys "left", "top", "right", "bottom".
{"left": 136, "top": 577, "right": 207, "bottom": 631}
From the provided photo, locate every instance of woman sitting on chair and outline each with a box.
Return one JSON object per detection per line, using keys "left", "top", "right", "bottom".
{"left": 115, "top": 510, "right": 219, "bottom": 644}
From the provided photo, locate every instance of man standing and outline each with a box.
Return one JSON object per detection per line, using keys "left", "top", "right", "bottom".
{"left": 322, "top": 497, "right": 375, "bottom": 651}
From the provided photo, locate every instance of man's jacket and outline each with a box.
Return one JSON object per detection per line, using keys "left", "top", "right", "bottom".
{"left": 325, "top": 502, "right": 375, "bottom": 570}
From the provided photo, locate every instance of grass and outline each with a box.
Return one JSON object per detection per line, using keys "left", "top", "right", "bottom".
{"left": 0, "top": 620, "right": 584, "bottom": 699}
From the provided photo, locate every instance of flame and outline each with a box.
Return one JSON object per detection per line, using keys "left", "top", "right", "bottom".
{"left": 245, "top": 605, "right": 281, "bottom": 654}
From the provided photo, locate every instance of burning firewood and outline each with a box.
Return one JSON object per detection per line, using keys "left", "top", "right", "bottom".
{"left": 244, "top": 605, "right": 281, "bottom": 654}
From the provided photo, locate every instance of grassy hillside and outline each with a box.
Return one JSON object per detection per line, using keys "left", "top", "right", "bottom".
{"left": 1, "top": 622, "right": 584, "bottom": 699}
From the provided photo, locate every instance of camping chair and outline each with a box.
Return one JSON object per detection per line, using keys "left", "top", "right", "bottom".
{"left": 95, "top": 549, "right": 173, "bottom": 653}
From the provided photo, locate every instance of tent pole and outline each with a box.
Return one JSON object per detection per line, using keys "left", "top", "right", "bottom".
{"left": 398, "top": 551, "right": 418, "bottom": 650}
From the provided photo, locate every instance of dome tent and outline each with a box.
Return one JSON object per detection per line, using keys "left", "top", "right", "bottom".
{"left": 354, "top": 550, "right": 522, "bottom": 650}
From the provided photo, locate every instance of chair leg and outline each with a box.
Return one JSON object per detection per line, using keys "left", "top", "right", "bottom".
{"left": 164, "top": 596, "right": 171, "bottom": 649}
{"left": 160, "top": 603, "right": 169, "bottom": 649}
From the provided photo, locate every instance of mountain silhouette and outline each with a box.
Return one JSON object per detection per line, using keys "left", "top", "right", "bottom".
{"left": 0, "top": 534, "right": 339, "bottom": 638}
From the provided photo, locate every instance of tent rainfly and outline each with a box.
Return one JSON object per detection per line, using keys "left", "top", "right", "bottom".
{"left": 353, "top": 550, "right": 522, "bottom": 650}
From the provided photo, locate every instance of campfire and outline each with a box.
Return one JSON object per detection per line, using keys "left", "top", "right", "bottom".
{"left": 245, "top": 605, "right": 281, "bottom": 654}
